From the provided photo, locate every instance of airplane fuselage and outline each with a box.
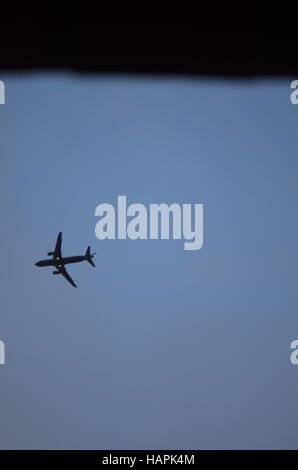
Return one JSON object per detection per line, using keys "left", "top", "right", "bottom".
{"left": 35, "top": 255, "right": 87, "bottom": 267}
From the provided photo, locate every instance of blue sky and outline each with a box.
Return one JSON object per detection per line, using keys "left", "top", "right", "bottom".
{"left": 0, "top": 74, "right": 297, "bottom": 449}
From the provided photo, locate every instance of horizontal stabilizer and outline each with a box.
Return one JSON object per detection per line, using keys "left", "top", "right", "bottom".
{"left": 85, "top": 246, "right": 96, "bottom": 267}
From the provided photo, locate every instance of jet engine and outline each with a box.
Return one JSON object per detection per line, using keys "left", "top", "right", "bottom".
{"left": 52, "top": 271, "right": 60, "bottom": 275}
{"left": 48, "top": 252, "right": 54, "bottom": 256}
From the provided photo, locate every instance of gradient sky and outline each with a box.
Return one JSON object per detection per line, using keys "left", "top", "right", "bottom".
{"left": 0, "top": 74, "right": 297, "bottom": 449}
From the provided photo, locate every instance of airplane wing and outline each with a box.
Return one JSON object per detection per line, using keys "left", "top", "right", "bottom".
{"left": 54, "top": 232, "right": 62, "bottom": 258}
{"left": 59, "top": 265, "right": 77, "bottom": 288}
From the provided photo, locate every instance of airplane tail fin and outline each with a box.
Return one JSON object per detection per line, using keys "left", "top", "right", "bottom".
{"left": 85, "top": 246, "right": 96, "bottom": 267}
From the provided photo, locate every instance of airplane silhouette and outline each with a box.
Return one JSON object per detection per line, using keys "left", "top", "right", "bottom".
{"left": 35, "top": 232, "right": 96, "bottom": 287}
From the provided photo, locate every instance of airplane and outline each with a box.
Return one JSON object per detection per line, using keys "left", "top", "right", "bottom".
{"left": 35, "top": 232, "right": 96, "bottom": 287}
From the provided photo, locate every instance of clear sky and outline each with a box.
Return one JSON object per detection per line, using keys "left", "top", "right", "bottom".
{"left": 0, "top": 74, "right": 297, "bottom": 449}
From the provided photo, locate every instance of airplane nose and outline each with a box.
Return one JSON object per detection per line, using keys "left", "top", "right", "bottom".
{"left": 35, "top": 261, "right": 41, "bottom": 267}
